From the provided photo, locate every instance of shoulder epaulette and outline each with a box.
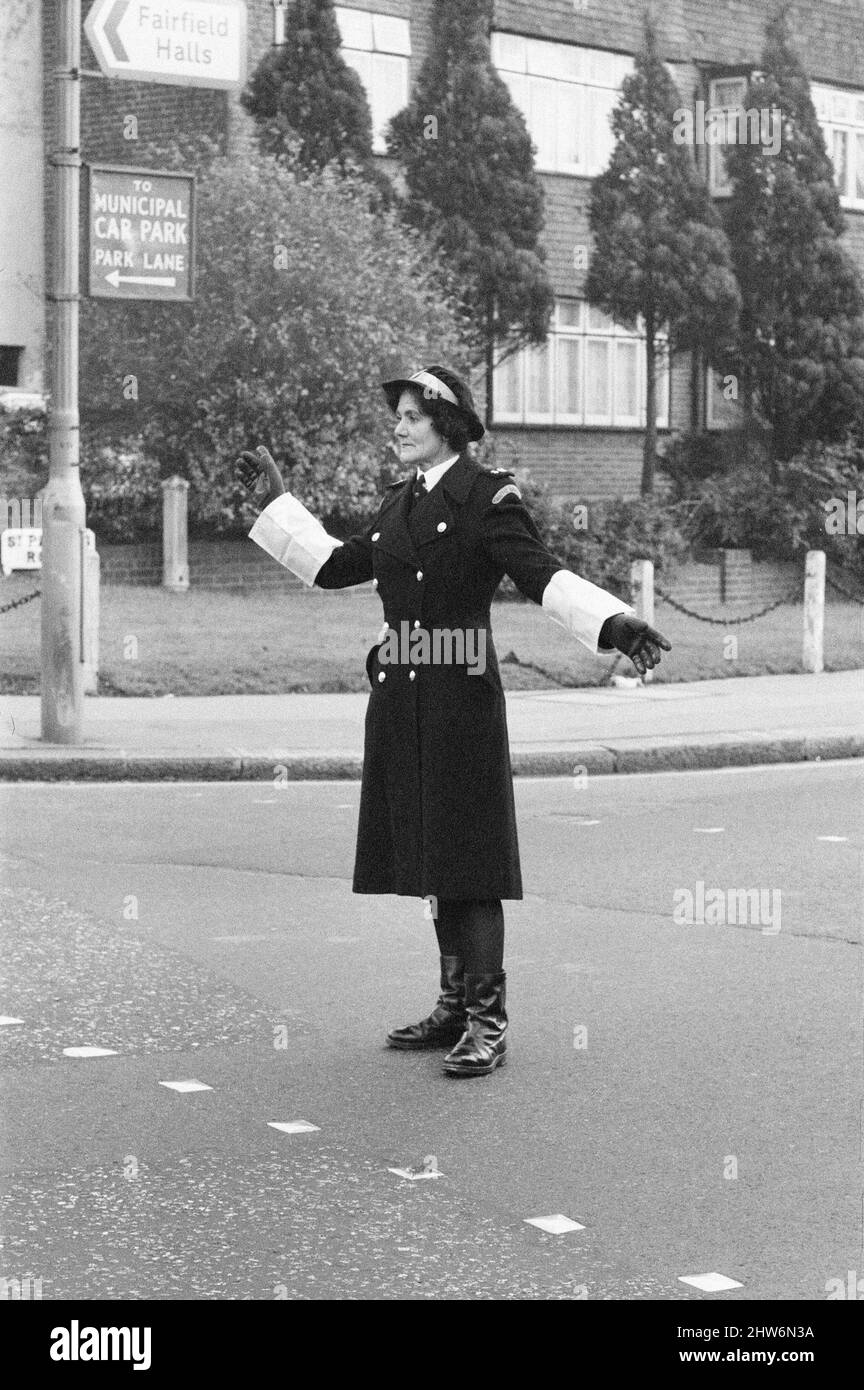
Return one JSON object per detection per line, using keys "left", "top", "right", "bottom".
{"left": 485, "top": 467, "right": 515, "bottom": 477}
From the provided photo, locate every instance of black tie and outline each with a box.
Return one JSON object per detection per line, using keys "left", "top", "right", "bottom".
{"left": 409, "top": 474, "right": 427, "bottom": 512}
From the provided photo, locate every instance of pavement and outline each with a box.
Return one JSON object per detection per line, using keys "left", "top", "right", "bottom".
{"left": 0, "top": 669, "right": 862, "bottom": 779}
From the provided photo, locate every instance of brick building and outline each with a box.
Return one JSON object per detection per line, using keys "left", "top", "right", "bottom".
{"left": 3, "top": 0, "right": 863, "bottom": 502}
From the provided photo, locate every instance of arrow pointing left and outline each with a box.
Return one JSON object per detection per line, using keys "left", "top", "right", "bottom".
{"left": 104, "top": 0, "right": 130, "bottom": 63}
{"left": 105, "top": 270, "right": 177, "bottom": 287}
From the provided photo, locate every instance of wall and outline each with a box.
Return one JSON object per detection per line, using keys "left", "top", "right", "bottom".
{"left": 97, "top": 536, "right": 819, "bottom": 612}
{"left": 0, "top": 1, "right": 46, "bottom": 399}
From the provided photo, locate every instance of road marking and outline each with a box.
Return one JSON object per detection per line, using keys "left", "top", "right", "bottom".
{"left": 159, "top": 1079, "right": 212, "bottom": 1093}
{"left": 0, "top": 1016, "right": 25, "bottom": 1026}
{"left": 268, "top": 1120, "right": 320, "bottom": 1134}
{"left": 63, "top": 1045, "right": 119, "bottom": 1058}
{"left": 210, "top": 934, "right": 273, "bottom": 943}
{"left": 817, "top": 835, "right": 849, "bottom": 842}
{"left": 524, "top": 1214, "right": 585, "bottom": 1234}
{"left": 678, "top": 1271, "right": 743, "bottom": 1292}
{"left": 388, "top": 1167, "right": 443, "bottom": 1181}
{"left": 694, "top": 827, "right": 725, "bottom": 833}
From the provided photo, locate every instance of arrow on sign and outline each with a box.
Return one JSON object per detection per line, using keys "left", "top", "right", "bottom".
{"left": 84, "top": 0, "right": 247, "bottom": 91}
{"left": 104, "top": 0, "right": 129, "bottom": 62}
{"left": 105, "top": 270, "right": 177, "bottom": 288}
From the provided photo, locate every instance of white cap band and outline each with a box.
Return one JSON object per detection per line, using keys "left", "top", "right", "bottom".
{"left": 408, "top": 370, "right": 459, "bottom": 407}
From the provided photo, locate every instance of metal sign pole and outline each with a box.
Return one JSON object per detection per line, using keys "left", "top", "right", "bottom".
{"left": 42, "top": 0, "right": 86, "bottom": 742}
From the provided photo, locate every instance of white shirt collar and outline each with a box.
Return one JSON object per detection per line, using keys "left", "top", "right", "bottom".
{"left": 417, "top": 454, "right": 460, "bottom": 492}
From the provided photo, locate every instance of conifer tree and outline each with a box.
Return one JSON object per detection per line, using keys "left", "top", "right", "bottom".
{"left": 586, "top": 14, "right": 740, "bottom": 493}
{"left": 242, "top": 0, "right": 375, "bottom": 176}
{"left": 722, "top": 7, "right": 864, "bottom": 467}
{"left": 387, "top": 0, "right": 553, "bottom": 422}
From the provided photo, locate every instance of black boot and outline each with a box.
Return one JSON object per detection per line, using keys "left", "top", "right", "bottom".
{"left": 386, "top": 956, "right": 466, "bottom": 1049}
{"left": 443, "top": 971, "right": 507, "bottom": 1076}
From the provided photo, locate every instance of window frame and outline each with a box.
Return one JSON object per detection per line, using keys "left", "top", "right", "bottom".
{"left": 491, "top": 32, "right": 633, "bottom": 178}
{"left": 706, "top": 75, "right": 749, "bottom": 198}
{"left": 334, "top": 6, "right": 411, "bottom": 155}
{"left": 813, "top": 81, "right": 864, "bottom": 211}
{"left": 492, "top": 301, "right": 670, "bottom": 430}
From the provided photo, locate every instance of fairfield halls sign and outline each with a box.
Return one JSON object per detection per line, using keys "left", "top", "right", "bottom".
{"left": 84, "top": 0, "right": 247, "bottom": 91}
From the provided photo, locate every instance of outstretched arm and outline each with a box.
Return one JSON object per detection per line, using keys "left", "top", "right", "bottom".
{"left": 479, "top": 487, "right": 670, "bottom": 673}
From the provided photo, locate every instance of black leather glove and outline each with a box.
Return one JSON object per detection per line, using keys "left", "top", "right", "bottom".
{"left": 235, "top": 445, "right": 286, "bottom": 510}
{"left": 599, "top": 613, "right": 671, "bottom": 676}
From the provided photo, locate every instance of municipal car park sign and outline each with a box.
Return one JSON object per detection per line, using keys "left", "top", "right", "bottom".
{"left": 84, "top": 0, "right": 247, "bottom": 91}
{"left": 88, "top": 164, "right": 195, "bottom": 301}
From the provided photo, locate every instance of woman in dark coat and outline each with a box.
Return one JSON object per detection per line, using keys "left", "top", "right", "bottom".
{"left": 236, "top": 365, "right": 670, "bottom": 1076}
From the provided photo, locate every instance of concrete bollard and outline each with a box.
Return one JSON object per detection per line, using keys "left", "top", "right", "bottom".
{"left": 161, "top": 475, "right": 190, "bottom": 592}
{"left": 803, "top": 549, "right": 825, "bottom": 674}
{"left": 82, "top": 530, "right": 99, "bottom": 694}
{"left": 630, "top": 558, "right": 655, "bottom": 684}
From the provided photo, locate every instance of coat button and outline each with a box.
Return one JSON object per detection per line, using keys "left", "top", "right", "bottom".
{"left": 409, "top": 670, "right": 416, "bottom": 681}
{"left": 371, "top": 532, "right": 380, "bottom": 542}
{"left": 377, "top": 671, "right": 386, "bottom": 682}
{"left": 416, "top": 570, "right": 423, "bottom": 580}
{"left": 371, "top": 578, "right": 378, "bottom": 589}
{"left": 437, "top": 521, "right": 447, "bottom": 532}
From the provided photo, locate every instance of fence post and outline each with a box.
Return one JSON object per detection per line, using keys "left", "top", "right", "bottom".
{"left": 630, "top": 558, "right": 655, "bottom": 684}
{"left": 161, "top": 476, "right": 190, "bottom": 592}
{"left": 802, "top": 549, "right": 825, "bottom": 673}
{"left": 81, "top": 531, "right": 99, "bottom": 694}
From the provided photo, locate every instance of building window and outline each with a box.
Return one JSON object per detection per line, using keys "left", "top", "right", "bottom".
{"left": 491, "top": 33, "right": 633, "bottom": 177}
{"left": 706, "top": 76, "right": 749, "bottom": 196}
{"left": 493, "top": 301, "right": 669, "bottom": 428}
{"left": 0, "top": 346, "right": 23, "bottom": 388}
{"left": 333, "top": 7, "right": 411, "bottom": 154}
{"left": 812, "top": 83, "right": 864, "bottom": 210}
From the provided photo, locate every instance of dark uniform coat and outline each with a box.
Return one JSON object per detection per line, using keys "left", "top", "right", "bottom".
{"left": 313, "top": 452, "right": 576, "bottom": 901}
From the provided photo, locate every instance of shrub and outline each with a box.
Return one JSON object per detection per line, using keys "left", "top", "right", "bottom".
{"left": 661, "top": 429, "right": 864, "bottom": 583}
{"left": 78, "top": 148, "right": 472, "bottom": 537}
{"left": 0, "top": 409, "right": 48, "bottom": 502}
{"left": 80, "top": 434, "right": 162, "bottom": 543}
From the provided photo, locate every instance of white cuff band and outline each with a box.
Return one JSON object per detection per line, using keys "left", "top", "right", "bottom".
{"left": 541, "top": 569, "right": 634, "bottom": 655}
{"left": 249, "top": 491, "right": 343, "bottom": 587}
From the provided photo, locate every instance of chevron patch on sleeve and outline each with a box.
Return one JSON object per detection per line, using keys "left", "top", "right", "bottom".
{"left": 491, "top": 483, "right": 522, "bottom": 504}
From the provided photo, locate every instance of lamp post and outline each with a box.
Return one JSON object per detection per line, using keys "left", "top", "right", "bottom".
{"left": 41, "top": 0, "right": 87, "bottom": 743}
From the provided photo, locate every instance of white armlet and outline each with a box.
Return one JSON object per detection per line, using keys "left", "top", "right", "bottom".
{"left": 541, "top": 569, "right": 634, "bottom": 655}
{"left": 248, "top": 491, "right": 344, "bottom": 587}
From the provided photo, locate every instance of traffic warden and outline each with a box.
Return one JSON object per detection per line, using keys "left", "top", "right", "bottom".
{"left": 236, "top": 365, "right": 671, "bottom": 1078}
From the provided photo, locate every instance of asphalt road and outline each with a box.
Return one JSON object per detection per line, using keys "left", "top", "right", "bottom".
{"left": 0, "top": 761, "right": 861, "bottom": 1301}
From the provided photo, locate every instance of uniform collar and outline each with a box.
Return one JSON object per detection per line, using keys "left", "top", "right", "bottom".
{"left": 417, "top": 454, "right": 459, "bottom": 491}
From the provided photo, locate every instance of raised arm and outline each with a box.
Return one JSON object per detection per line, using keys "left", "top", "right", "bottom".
{"left": 236, "top": 446, "right": 374, "bottom": 589}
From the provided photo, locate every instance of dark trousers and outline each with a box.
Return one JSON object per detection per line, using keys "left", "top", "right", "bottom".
{"left": 433, "top": 898, "right": 505, "bottom": 973}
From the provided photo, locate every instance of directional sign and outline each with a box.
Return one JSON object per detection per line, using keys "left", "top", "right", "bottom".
{"left": 87, "top": 164, "right": 195, "bottom": 301}
{"left": 84, "top": 0, "right": 247, "bottom": 90}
